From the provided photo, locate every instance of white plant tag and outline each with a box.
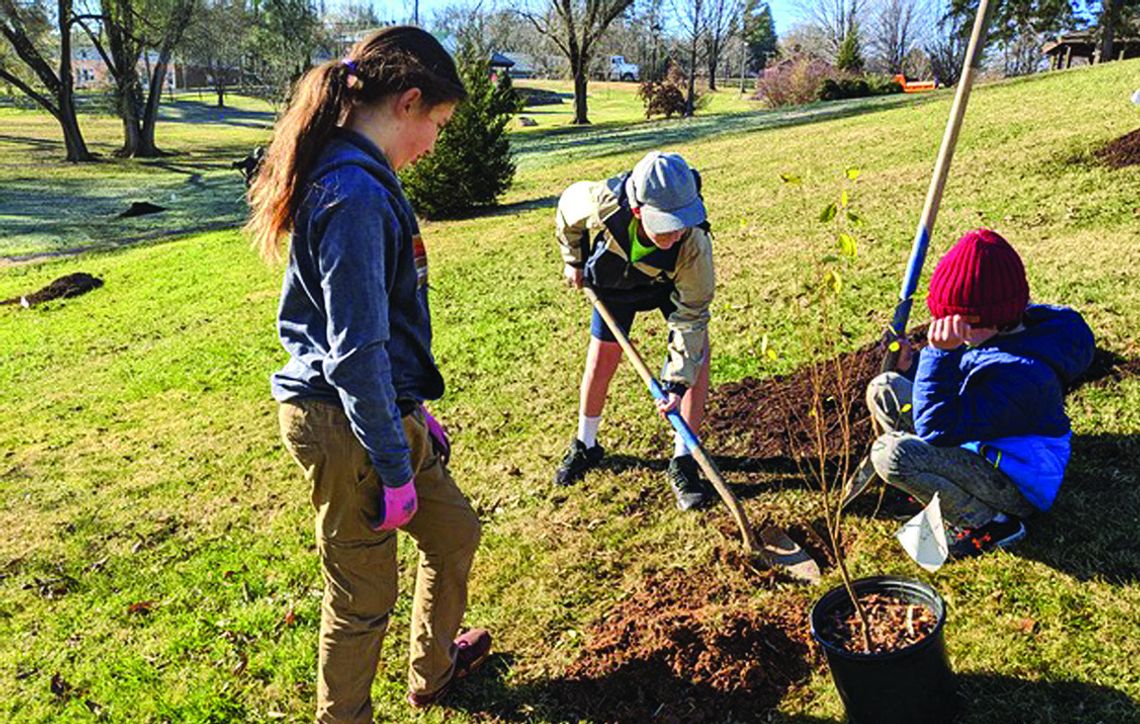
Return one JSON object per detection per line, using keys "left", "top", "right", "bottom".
{"left": 896, "top": 493, "right": 949, "bottom": 572}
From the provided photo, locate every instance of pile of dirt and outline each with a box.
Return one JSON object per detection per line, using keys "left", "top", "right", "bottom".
{"left": 554, "top": 570, "right": 815, "bottom": 722}
{"left": 705, "top": 337, "right": 891, "bottom": 460}
{"left": 1095, "top": 127, "right": 1140, "bottom": 169}
{"left": 117, "top": 201, "right": 166, "bottom": 218}
{"left": 817, "top": 592, "right": 937, "bottom": 655}
{"left": 706, "top": 335, "right": 1139, "bottom": 462}
{"left": 0, "top": 272, "right": 103, "bottom": 307}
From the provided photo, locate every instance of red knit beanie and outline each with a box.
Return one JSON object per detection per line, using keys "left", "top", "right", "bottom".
{"left": 927, "top": 229, "right": 1029, "bottom": 328}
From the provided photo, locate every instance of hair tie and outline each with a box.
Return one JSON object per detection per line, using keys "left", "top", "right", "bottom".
{"left": 341, "top": 58, "right": 363, "bottom": 90}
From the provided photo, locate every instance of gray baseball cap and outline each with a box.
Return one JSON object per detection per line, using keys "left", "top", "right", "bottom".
{"left": 625, "top": 151, "right": 706, "bottom": 235}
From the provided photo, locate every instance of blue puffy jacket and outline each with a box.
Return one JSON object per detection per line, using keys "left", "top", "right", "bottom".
{"left": 913, "top": 304, "right": 1095, "bottom": 511}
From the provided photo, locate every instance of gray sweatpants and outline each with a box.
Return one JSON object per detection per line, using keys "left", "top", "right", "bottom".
{"left": 866, "top": 372, "right": 1036, "bottom": 528}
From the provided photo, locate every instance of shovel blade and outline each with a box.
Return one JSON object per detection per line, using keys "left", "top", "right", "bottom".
{"left": 758, "top": 525, "right": 821, "bottom": 584}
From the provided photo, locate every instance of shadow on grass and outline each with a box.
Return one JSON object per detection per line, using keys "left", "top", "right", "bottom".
{"left": 449, "top": 630, "right": 813, "bottom": 723}
{"left": 157, "top": 99, "right": 275, "bottom": 129}
{"left": 1017, "top": 433, "right": 1140, "bottom": 584}
{"left": 466, "top": 195, "right": 559, "bottom": 219}
{"left": 513, "top": 93, "right": 941, "bottom": 170}
{"left": 955, "top": 673, "right": 1140, "bottom": 723}
{"left": 449, "top": 657, "right": 1139, "bottom": 723}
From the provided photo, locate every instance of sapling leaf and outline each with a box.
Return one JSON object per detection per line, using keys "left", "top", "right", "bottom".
{"left": 846, "top": 167, "right": 861, "bottom": 180}
{"left": 820, "top": 203, "right": 838, "bottom": 223}
{"left": 889, "top": 340, "right": 901, "bottom": 352}
{"left": 846, "top": 210, "right": 863, "bottom": 225}
{"left": 821, "top": 254, "right": 839, "bottom": 263}
{"left": 824, "top": 269, "right": 843, "bottom": 292}
{"left": 760, "top": 333, "right": 770, "bottom": 355}
{"left": 900, "top": 403, "right": 913, "bottom": 413}
{"left": 838, "top": 233, "right": 857, "bottom": 258}
{"left": 840, "top": 189, "right": 849, "bottom": 208}
{"left": 767, "top": 348, "right": 778, "bottom": 360}
{"left": 780, "top": 173, "right": 802, "bottom": 184}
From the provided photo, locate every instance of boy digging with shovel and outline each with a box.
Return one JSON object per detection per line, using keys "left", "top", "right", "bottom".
{"left": 552, "top": 151, "right": 717, "bottom": 511}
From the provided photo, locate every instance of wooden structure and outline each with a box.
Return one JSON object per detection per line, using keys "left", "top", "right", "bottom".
{"left": 1043, "top": 31, "right": 1140, "bottom": 69}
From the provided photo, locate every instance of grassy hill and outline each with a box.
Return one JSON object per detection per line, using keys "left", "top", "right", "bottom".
{"left": 1, "top": 62, "right": 1138, "bottom": 722}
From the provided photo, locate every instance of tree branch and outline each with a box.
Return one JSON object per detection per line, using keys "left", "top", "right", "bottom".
{"left": 0, "top": 66, "right": 59, "bottom": 116}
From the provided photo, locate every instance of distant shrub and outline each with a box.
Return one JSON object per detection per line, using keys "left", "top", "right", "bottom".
{"left": 754, "top": 57, "right": 835, "bottom": 107}
{"left": 818, "top": 74, "right": 903, "bottom": 101}
{"left": 638, "top": 63, "right": 698, "bottom": 118}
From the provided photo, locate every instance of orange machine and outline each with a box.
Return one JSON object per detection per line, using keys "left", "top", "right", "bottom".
{"left": 893, "top": 74, "right": 938, "bottom": 93}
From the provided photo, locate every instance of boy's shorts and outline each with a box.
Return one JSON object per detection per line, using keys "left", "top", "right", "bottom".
{"left": 590, "top": 288, "right": 676, "bottom": 342}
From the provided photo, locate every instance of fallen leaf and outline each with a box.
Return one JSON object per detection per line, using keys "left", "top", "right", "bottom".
{"left": 128, "top": 600, "right": 156, "bottom": 615}
{"left": 50, "top": 672, "right": 72, "bottom": 699}
{"left": 231, "top": 651, "right": 248, "bottom": 677}
{"left": 1015, "top": 617, "right": 1037, "bottom": 634}
{"left": 283, "top": 608, "right": 296, "bottom": 626}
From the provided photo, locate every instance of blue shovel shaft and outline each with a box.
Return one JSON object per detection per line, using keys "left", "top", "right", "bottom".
{"left": 582, "top": 287, "right": 761, "bottom": 554}
{"left": 882, "top": 0, "right": 994, "bottom": 373}
{"left": 646, "top": 378, "right": 702, "bottom": 452}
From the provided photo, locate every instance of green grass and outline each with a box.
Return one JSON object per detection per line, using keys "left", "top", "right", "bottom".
{"left": 2, "top": 61, "right": 1140, "bottom": 722}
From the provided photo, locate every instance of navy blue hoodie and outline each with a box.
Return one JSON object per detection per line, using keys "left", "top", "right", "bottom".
{"left": 913, "top": 304, "right": 1095, "bottom": 510}
{"left": 271, "top": 130, "right": 441, "bottom": 486}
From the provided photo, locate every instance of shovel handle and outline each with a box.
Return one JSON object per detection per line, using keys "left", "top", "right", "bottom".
{"left": 584, "top": 287, "right": 762, "bottom": 557}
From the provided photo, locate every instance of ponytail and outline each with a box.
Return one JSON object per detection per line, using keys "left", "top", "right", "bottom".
{"left": 247, "top": 26, "right": 467, "bottom": 262}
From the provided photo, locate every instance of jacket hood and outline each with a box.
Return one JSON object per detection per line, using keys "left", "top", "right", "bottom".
{"left": 308, "top": 129, "right": 407, "bottom": 204}
{"left": 986, "top": 304, "right": 1095, "bottom": 386}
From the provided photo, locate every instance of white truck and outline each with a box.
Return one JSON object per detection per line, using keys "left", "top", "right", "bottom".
{"left": 605, "top": 55, "right": 640, "bottom": 82}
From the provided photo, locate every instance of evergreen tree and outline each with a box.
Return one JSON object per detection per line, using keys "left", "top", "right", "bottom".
{"left": 836, "top": 25, "right": 865, "bottom": 71}
{"left": 743, "top": 0, "right": 779, "bottom": 71}
{"left": 401, "top": 45, "right": 521, "bottom": 219}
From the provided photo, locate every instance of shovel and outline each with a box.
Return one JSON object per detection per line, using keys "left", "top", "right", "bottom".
{"left": 584, "top": 286, "right": 821, "bottom": 584}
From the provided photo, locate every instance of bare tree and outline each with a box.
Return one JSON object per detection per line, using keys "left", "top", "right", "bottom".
{"left": 183, "top": 0, "right": 249, "bottom": 107}
{"left": 867, "top": 0, "right": 929, "bottom": 73}
{"left": 703, "top": 0, "right": 742, "bottom": 90}
{"left": 75, "top": 0, "right": 197, "bottom": 157}
{"left": 797, "top": 0, "right": 864, "bottom": 54}
{"left": 517, "top": 0, "right": 635, "bottom": 124}
{"left": 672, "top": 0, "right": 704, "bottom": 114}
{"left": 0, "top": 0, "right": 93, "bottom": 160}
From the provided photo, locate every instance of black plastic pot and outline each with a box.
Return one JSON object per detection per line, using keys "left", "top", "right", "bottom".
{"left": 810, "top": 576, "right": 956, "bottom": 724}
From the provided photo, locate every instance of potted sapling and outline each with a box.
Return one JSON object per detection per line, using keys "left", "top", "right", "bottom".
{"left": 777, "top": 169, "right": 956, "bottom": 724}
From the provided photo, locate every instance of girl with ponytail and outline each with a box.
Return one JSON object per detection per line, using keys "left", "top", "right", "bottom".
{"left": 248, "top": 26, "right": 490, "bottom": 720}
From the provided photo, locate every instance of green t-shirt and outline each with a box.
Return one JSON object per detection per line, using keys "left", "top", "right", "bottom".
{"left": 628, "top": 217, "right": 658, "bottom": 264}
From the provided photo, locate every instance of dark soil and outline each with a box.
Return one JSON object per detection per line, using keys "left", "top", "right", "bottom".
{"left": 706, "top": 334, "right": 1139, "bottom": 462}
{"left": 553, "top": 570, "right": 815, "bottom": 722}
{"left": 1095, "top": 127, "right": 1140, "bottom": 169}
{"left": 0, "top": 272, "right": 103, "bottom": 307}
{"left": 818, "top": 592, "right": 937, "bottom": 655}
{"left": 117, "top": 201, "right": 166, "bottom": 218}
{"left": 706, "top": 334, "right": 919, "bottom": 460}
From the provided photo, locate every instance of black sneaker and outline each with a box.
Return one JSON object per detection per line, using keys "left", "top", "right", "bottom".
{"left": 948, "top": 517, "right": 1026, "bottom": 559}
{"left": 553, "top": 439, "right": 604, "bottom": 486}
{"left": 667, "top": 455, "right": 713, "bottom": 511}
{"left": 878, "top": 487, "right": 925, "bottom": 521}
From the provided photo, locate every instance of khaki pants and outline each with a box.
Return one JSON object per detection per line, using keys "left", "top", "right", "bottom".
{"left": 279, "top": 399, "right": 481, "bottom": 724}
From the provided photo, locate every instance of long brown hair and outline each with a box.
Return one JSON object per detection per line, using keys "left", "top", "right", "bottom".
{"left": 247, "top": 26, "right": 466, "bottom": 262}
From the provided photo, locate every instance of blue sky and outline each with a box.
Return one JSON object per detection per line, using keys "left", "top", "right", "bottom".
{"left": 338, "top": 0, "right": 804, "bottom": 37}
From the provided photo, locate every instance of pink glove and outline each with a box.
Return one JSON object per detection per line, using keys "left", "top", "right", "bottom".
{"left": 422, "top": 405, "right": 451, "bottom": 464}
{"left": 372, "top": 477, "right": 418, "bottom": 531}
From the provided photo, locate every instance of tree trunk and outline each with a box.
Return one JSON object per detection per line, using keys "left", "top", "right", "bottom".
{"left": 216, "top": 84, "right": 226, "bottom": 108}
{"left": 686, "top": 36, "right": 698, "bottom": 116}
{"left": 572, "top": 57, "right": 590, "bottom": 125}
{"left": 707, "top": 45, "right": 719, "bottom": 91}
{"left": 56, "top": 0, "right": 92, "bottom": 162}
{"left": 1101, "top": 0, "right": 1125, "bottom": 63}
